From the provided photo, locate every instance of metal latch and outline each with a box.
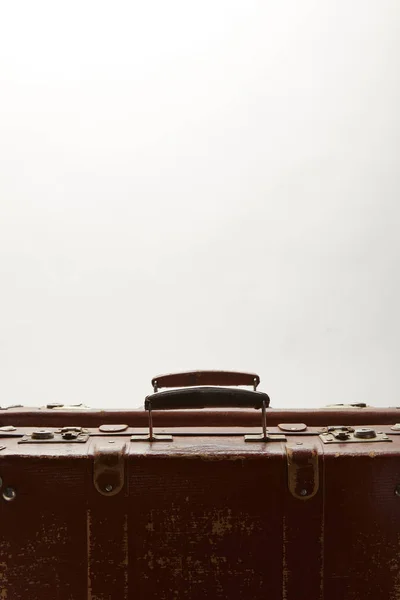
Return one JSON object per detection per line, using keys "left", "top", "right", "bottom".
{"left": 320, "top": 426, "right": 391, "bottom": 444}
{"left": 326, "top": 426, "right": 354, "bottom": 440}
{"left": 56, "top": 427, "right": 87, "bottom": 440}
{"left": 19, "top": 427, "right": 89, "bottom": 444}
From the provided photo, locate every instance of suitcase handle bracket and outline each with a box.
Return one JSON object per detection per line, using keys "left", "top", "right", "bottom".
{"left": 132, "top": 371, "right": 286, "bottom": 443}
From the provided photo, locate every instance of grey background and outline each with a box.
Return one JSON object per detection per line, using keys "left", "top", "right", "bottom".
{"left": 0, "top": 1, "right": 399, "bottom": 408}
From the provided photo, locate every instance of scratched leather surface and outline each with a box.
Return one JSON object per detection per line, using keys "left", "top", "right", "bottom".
{"left": 0, "top": 420, "right": 400, "bottom": 598}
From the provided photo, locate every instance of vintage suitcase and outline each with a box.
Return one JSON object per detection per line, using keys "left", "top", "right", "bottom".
{"left": 1, "top": 370, "right": 400, "bottom": 599}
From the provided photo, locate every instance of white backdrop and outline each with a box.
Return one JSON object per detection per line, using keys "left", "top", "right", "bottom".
{"left": 0, "top": 1, "right": 399, "bottom": 408}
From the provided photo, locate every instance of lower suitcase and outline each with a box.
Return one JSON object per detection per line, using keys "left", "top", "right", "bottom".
{"left": 0, "top": 370, "right": 399, "bottom": 599}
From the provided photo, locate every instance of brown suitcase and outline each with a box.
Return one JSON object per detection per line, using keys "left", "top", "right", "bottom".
{"left": 0, "top": 370, "right": 399, "bottom": 599}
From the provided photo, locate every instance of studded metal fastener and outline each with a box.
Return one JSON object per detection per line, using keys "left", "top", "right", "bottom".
{"left": 3, "top": 487, "right": 16, "bottom": 502}
{"left": 354, "top": 428, "right": 377, "bottom": 439}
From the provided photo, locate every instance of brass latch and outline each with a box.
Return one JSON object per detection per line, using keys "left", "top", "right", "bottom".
{"left": 320, "top": 427, "right": 391, "bottom": 444}
{"left": 19, "top": 427, "right": 89, "bottom": 443}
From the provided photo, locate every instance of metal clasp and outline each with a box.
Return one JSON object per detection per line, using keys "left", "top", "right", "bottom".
{"left": 19, "top": 427, "right": 89, "bottom": 444}
{"left": 320, "top": 426, "right": 391, "bottom": 444}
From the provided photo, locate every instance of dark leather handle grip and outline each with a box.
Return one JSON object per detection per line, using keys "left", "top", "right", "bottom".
{"left": 151, "top": 371, "right": 260, "bottom": 391}
{"left": 145, "top": 387, "right": 269, "bottom": 411}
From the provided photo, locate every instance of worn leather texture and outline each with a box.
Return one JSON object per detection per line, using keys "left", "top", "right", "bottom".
{"left": 0, "top": 409, "right": 400, "bottom": 598}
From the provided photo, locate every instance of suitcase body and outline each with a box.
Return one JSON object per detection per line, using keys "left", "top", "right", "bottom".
{"left": 0, "top": 371, "right": 399, "bottom": 599}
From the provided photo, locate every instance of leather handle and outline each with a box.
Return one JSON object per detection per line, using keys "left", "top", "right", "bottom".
{"left": 145, "top": 387, "right": 269, "bottom": 411}
{"left": 151, "top": 371, "right": 260, "bottom": 391}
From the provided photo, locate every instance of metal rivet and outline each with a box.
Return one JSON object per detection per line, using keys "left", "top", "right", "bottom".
{"left": 108, "top": 440, "right": 115, "bottom": 444}
{"left": 104, "top": 484, "right": 113, "bottom": 493}
{"left": 296, "top": 442, "right": 303, "bottom": 445}
{"left": 354, "top": 428, "right": 376, "bottom": 439}
{"left": 3, "top": 487, "right": 16, "bottom": 502}
{"left": 300, "top": 489, "right": 308, "bottom": 496}
{"left": 395, "top": 485, "right": 400, "bottom": 497}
